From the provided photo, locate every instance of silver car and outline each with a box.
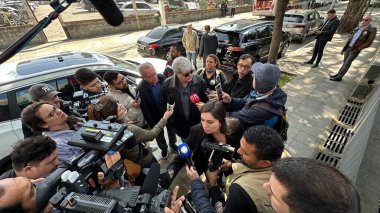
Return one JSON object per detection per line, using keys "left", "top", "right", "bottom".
{"left": 282, "top": 9, "right": 324, "bottom": 43}
{"left": 117, "top": 1, "right": 160, "bottom": 16}
{"left": 0, "top": 51, "right": 166, "bottom": 166}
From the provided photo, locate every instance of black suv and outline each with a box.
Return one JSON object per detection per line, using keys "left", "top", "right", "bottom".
{"left": 214, "top": 20, "right": 291, "bottom": 72}
{"left": 137, "top": 24, "right": 202, "bottom": 59}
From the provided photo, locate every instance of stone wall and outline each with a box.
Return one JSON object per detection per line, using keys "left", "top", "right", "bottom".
{"left": 0, "top": 25, "right": 47, "bottom": 49}
{"left": 60, "top": 6, "right": 252, "bottom": 39}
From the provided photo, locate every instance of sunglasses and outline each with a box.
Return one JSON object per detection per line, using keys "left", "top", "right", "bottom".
{"left": 45, "top": 106, "right": 57, "bottom": 119}
{"left": 181, "top": 69, "right": 194, "bottom": 77}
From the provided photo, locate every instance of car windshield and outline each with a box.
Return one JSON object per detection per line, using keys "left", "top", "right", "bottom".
{"left": 284, "top": 15, "right": 304, "bottom": 23}
{"left": 215, "top": 31, "right": 240, "bottom": 46}
{"left": 146, "top": 27, "right": 168, "bottom": 39}
{"left": 104, "top": 55, "right": 138, "bottom": 71}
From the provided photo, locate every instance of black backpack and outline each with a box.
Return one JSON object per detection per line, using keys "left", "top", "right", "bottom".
{"left": 252, "top": 102, "right": 289, "bottom": 141}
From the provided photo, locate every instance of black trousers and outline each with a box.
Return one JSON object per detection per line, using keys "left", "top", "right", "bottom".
{"left": 310, "top": 39, "right": 328, "bottom": 65}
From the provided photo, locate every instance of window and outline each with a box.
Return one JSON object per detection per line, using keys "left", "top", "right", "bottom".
{"left": 0, "top": 93, "right": 10, "bottom": 122}
{"left": 307, "top": 13, "right": 315, "bottom": 21}
{"left": 137, "top": 3, "right": 150, "bottom": 9}
{"left": 257, "top": 26, "right": 270, "bottom": 39}
{"left": 284, "top": 14, "right": 304, "bottom": 23}
{"left": 125, "top": 4, "right": 133, "bottom": 9}
{"left": 16, "top": 88, "right": 32, "bottom": 112}
{"left": 57, "top": 78, "right": 78, "bottom": 100}
{"left": 165, "top": 29, "right": 180, "bottom": 38}
{"left": 244, "top": 29, "right": 257, "bottom": 42}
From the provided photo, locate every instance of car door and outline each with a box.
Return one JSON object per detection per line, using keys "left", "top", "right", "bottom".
{"left": 137, "top": 2, "right": 151, "bottom": 15}
{"left": 307, "top": 12, "right": 316, "bottom": 34}
{"left": 256, "top": 25, "right": 272, "bottom": 59}
{"left": 241, "top": 28, "right": 258, "bottom": 58}
{"left": 161, "top": 29, "right": 182, "bottom": 50}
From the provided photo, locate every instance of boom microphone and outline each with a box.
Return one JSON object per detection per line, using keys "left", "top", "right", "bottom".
{"left": 178, "top": 143, "right": 193, "bottom": 167}
{"left": 140, "top": 162, "right": 160, "bottom": 195}
{"left": 88, "top": 0, "right": 124, "bottom": 26}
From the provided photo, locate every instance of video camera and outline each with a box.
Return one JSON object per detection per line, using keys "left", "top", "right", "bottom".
{"left": 35, "top": 120, "right": 171, "bottom": 213}
{"left": 201, "top": 139, "right": 235, "bottom": 172}
{"left": 71, "top": 89, "right": 107, "bottom": 116}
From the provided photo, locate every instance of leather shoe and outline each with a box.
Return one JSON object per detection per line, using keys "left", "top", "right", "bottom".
{"left": 311, "top": 64, "right": 319, "bottom": 68}
{"left": 329, "top": 74, "right": 338, "bottom": 78}
{"left": 303, "top": 61, "right": 313, "bottom": 64}
{"left": 329, "top": 77, "right": 342, "bottom": 81}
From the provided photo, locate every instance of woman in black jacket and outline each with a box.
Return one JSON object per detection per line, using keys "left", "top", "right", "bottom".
{"left": 167, "top": 100, "right": 244, "bottom": 179}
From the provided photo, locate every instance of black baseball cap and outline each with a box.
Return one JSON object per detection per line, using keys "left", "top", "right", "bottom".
{"left": 28, "top": 84, "right": 60, "bottom": 101}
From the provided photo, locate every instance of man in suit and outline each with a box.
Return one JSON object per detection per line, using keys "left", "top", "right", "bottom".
{"left": 304, "top": 9, "right": 340, "bottom": 68}
{"left": 330, "top": 15, "right": 377, "bottom": 81}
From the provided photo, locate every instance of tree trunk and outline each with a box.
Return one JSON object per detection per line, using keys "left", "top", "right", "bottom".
{"left": 337, "top": 0, "right": 370, "bottom": 34}
{"left": 268, "top": 0, "right": 289, "bottom": 64}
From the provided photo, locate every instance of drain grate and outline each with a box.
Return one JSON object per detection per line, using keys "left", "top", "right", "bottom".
{"left": 315, "top": 152, "right": 340, "bottom": 167}
{"left": 347, "top": 100, "right": 364, "bottom": 106}
{"left": 324, "top": 125, "right": 351, "bottom": 154}
{"left": 338, "top": 104, "right": 361, "bottom": 126}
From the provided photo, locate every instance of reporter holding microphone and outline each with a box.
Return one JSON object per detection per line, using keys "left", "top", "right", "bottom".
{"left": 167, "top": 100, "right": 244, "bottom": 181}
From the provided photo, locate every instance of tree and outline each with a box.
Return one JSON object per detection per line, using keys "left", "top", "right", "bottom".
{"left": 267, "top": 0, "right": 289, "bottom": 64}
{"left": 337, "top": 0, "right": 371, "bottom": 34}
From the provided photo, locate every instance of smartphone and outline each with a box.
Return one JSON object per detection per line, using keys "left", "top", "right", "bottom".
{"left": 215, "top": 84, "right": 223, "bottom": 101}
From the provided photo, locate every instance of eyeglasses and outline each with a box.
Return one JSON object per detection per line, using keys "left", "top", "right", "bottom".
{"left": 45, "top": 106, "right": 57, "bottom": 119}
{"left": 181, "top": 70, "right": 194, "bottom": 77}
{"left": 237, "top": 63, "right": 251, "bottom": 70}
{"left": 362, "top": 19, "right": 370, "bottom": 22}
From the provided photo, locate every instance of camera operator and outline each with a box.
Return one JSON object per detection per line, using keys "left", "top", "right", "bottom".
{"left": 22, "top": 84, "right": 70, "bottom": 138}
{"left": 103, "top": 70, "right": 145, "bottom": 127}
{"left": 0, "top": 152, "right": 121, "bottom": 213}
{"left": 87, "top": 95, "right": 173, "bottom": 168}
{"left": 186, "top": 125, "right": 284, "bottom": 213}
{"left": 0, "top": 136, "right": 60, "bottom": 180}
{"left": 264, "top": 157, "right": 360, "bottom": 213}
{"left": 21, "top": 102, "right": 83, "bottom": 162}
{"left": 167, "top": 100, "right": 244, "bottom": 180}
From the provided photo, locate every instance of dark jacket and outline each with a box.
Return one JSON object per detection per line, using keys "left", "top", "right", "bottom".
{"left": 137, "top": 74, "right": 166, "bottom": 128}
{"left": 223, "top": 72, "right": 253, "bottom": 99}
{"left": 191, "top": 179, "right": 217, "bottom": 213}
{"left": 190, "top": 178, "right": 258, "bottom": 213}
{"left": 168, "top": 123, "right": 244, "bottom": 178}
{"left": 342, "top": 25, "right": 377, "bottom": 52}
{"left": 227, "top": 87, "right": 287, "bottom": 129}
{"left": 316, "top": 16, "right": 340, "bottom": 41}
{"left": 160, "top": 75, "right": 208, "bottom": 138}
{"left": 199, "top": 32, "right": 219, "bottom": 59}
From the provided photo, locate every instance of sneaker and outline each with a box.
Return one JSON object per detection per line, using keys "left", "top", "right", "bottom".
{"left": 170, "top": 144, "right": 178, "bottom": 154}
{"left": 303, "top": 61, "right": 313, "bottom": 64}
{"left": 161, "top": 149, "right": 168, "bottom": 158}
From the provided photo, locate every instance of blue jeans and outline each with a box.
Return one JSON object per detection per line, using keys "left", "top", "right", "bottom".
{"left": 186, "top": 51, "right": 197, "bottom": 69}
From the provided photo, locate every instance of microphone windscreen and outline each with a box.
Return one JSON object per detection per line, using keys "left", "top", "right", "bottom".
{"left": 178, "top": 143, "right": 191, "bottom": 158}
{"left": 88, "top": 0, "right": 124, "bottom": 26}
{"left": 140, "top": 162, "right": 160, "bottom": 196}
{"left": 168, "top": 94, "right": 175, "bottom": 105}
{"left": 189, "top": 93, "right": 200, "bottom": 104}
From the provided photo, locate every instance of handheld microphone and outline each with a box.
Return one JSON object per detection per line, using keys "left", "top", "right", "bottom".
{"left": 190, "top": 93, "right": 200, "bottom": 104}
{"left": 167, "top": 94, "right": 175, "bottom": 111}
{"left": 88, "top": 0, "right": 124, "bottom": 26}
{"left": 178, "top": 143, "right": 193, "bottom": 167}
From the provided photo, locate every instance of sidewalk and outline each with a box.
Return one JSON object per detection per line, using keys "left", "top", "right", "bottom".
{"left": 277, "top": 8, "right": 380, "bottom": 158}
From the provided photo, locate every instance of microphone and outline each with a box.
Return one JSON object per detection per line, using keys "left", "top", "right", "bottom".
{"left": 178, "top": 143, "right": 193, "bottom": 167}
{"left": 140, "top": 162, "right": 160, "bottom": 195}
{"left": 88, "top": 0, "right": 124, "bottom": 26}
{"left": 167, "top": 94, "right": 175, "bottom": 111}
{"left": 35, "top": 167, "right": 67, "bottom": 211}
{"left": 138, "top": 162, "right": 160, "bottom": 212}
{"left": 190, "top": 93, "right": 200, "bottom": 104}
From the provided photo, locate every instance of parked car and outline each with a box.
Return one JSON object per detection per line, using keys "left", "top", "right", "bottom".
{"left": 137, "top": 24, "right": 202, "bottom": 59}
{"left": 282, "top": 9, "right": 324, "bottom": 43}
{"left": 214, "top": 20, "right": 291, "bottom": 72}
{"left": 117, "top": 1, "right": 160, "bottom": 16}
{"left": 0, "top": 51, "right": 165, "bottom": 169}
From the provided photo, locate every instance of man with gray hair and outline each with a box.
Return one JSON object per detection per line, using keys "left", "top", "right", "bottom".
{"left": 160, "top": 56, "right": 208, "bottom": 139}
{"left": 222, "top": 62, "right": 287, "bottom": 130}
{"left": 137, "top": 62, "right": 177, "bottom": 157}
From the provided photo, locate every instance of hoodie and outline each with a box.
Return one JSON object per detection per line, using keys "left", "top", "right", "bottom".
{"left": 199, "top": 31, "right": 219, "bottom": 58}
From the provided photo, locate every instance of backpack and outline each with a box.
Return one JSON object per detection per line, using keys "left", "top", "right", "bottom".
{"left": 252, "top": 102, "right": 289, "bottom": 141}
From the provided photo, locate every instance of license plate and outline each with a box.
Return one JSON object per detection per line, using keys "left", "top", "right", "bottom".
{"left": 216, "top": 48, "right": 222, "bottom": 53}
{"left": 138, "top": 44, "right": 145, "bottom": 50}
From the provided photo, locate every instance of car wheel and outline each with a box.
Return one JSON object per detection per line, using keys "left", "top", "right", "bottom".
{"left": 90, "top": 7, "right": 95, "bottom": 12}
{"left": 298, "top": 31, "right": 307, "bottom": 43}
{"left": 278, "top": 42, "right": 289, "bottom": 59}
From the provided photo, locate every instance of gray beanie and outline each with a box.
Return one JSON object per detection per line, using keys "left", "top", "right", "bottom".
{"left": 251, "top": 62, "right": 281, "bottom": 93}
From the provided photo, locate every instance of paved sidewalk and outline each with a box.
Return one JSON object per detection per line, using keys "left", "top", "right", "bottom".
{"left": 277, "top": 8, "right": 380, "bottom": 158}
